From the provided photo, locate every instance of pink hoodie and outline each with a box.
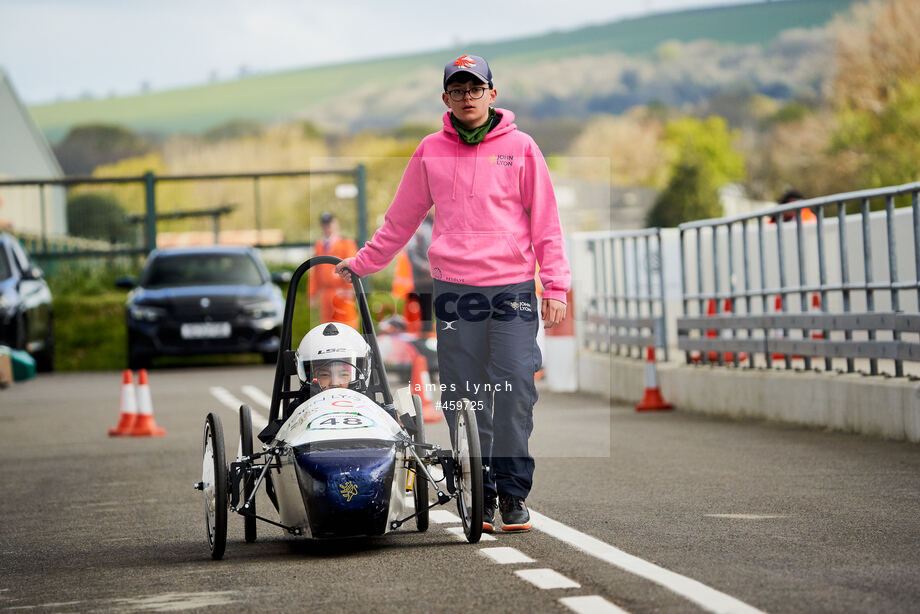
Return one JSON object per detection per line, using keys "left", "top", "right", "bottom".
{"left": 350, "top": 108, "right": 571, "bottom": 304}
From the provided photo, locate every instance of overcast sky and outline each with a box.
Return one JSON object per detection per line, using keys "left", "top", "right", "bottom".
{"left": 1, "top": 0, "right": 746, "bottom": 105}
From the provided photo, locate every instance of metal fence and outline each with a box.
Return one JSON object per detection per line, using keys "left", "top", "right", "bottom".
{"left": 0, "top": 166, "right": 367, "bottom": 261}
{"left": 677, "top": 182, "right": 920, "bottom": 377}
{"left": 574, "top": 228, "right": 668, "bottom": 360}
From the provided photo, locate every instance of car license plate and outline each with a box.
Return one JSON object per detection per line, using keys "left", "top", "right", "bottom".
{"left": 180, "top": 322, "right": 231, "bottom": 340}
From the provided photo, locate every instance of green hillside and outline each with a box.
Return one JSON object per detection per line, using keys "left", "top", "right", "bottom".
{"left": 30, "top": 0, "right": 856, "bottom": 142}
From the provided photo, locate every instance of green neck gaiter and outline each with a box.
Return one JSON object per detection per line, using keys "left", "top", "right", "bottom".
{"left": 451, "top": 107, "right": 496, "bottom": 145}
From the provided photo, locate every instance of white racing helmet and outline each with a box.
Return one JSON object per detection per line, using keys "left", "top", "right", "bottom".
{"left": 295, "top": 322, "right": 371, "bottom": 393}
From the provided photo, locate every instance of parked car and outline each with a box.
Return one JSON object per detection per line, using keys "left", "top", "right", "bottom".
{"left": 0, "top": 233, "right": 54, "bottom": 371}
{"left": 117, "top": 246, "right": 288, "bottom": 369}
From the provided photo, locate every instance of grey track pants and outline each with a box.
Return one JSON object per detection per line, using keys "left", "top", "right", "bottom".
{"left": 433, "top": 279, "right": 541, "bottom": 499}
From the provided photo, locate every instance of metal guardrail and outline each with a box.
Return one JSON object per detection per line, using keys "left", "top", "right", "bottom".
{"left": 577, "top": 228, "right": 668, "bottom": 360}
{"left": 0, "top": 166, "right": 368, "bottom": 258}
{"left": 677, "top": 182, "right": 920, "bottom": 377}
{"left": 678, "top": 312, "right": 920, "bottom": 362}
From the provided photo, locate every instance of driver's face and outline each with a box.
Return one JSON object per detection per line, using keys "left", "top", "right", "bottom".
{"left": 314, "top": 363, "right": 353, "bottom": 389}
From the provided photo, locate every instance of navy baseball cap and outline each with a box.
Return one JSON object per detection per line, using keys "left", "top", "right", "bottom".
{"left": 320, "top": 212, "right": 334, "bottom": 224}
{"left": 443, "top": 54, "right": 492, "bottom": 89}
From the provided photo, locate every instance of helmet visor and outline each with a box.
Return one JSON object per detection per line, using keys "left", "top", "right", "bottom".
{"left": 309, "top": 358, "right": 360, "bottom": 390}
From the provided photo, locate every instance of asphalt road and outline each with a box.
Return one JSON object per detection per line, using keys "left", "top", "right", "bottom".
{"left": 1, "top": 366, "right": 918, "bottom": 613}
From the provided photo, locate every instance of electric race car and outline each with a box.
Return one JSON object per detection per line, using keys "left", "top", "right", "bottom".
{"left": 196, "top": 255, "right": 483, "bottom": 559}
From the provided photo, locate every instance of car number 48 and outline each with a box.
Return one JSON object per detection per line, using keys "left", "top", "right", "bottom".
{"left": 309, "top": 413, "right": 374, "bottom": 429}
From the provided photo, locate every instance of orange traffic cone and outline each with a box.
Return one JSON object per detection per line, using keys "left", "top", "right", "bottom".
{"left": 130, "top": 369, "right": 166, "bottom": 437}
{"left": 108, "top": 370, "right": 137, "bottom": 436}
{"left": 711, "top": 298, "right": 748, "bottom": 364}
{"left": 410, "top": 351, "right": 442, "bottom": 423}
{"left": 689, "top": 298, "right": 717, "bottom": 364}
{"left": 770, "top": 294, "right": 787, "bottom": 362}
{"left": 404, "top": 295, "right": 422, "bottom": 336}
{"left": 809, "top": 293, "right": 824, "bottom": 340}
{"left": 636, "top": 347, "right": 672, "bottom": 411}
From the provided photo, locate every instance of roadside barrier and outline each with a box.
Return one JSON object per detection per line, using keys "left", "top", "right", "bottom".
{"left": 691, "top": 298, "right": 717, "bottom": 363}
{"left": 678, "top": 181, "right": 920, "bottom": 377}
{"left": 129, "top": 369, "right": 166, "bottom": 437}
{"left": 108, "top": 369, "right": 137, "bottom": 436}
{"left": 636, "top": 347, "right": 672, "bottom": 411}
{"left": 717, "top": 298, "right": 748, "bottom": 365}
{"left": 410, "top": 352, "right": 442, "bottom": 423}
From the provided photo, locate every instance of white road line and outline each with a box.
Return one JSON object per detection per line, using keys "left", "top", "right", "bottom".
{"left": 241, "top": 385, "right": 272, "bottom": 409}
{"left": 429, "top": 510, "right": 461, "bottom": 524}
{"left": 559, "top": 595, "right": 630, "bottom": 614}
{"left": 480, "top": 547, "right": 535, "bottom": 564}
{"left": 529, "top": 510, "right": 765, "bottom": 614}
{"left": 515, "top": 568, "right": 580, "bottom": 590}
{"left": 211, "top": 386, "right": 751, "bottom": 614}
{"left": 209, "top": 386, "right": 245, "bottom": 410}
{"left": 209, "top": 387, "right": 268, "bottom": 429}
{"left": 444, "top": 526, "right": 496, "bottom": 542}
{"left": 705, "top": 514, "right": 787, "bottom": 520}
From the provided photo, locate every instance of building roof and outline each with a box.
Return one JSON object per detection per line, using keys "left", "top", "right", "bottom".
{"left": 0, "top": 69, "right": 63, "bottom": 179}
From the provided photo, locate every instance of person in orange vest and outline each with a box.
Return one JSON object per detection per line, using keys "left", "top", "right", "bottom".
{"left": 769, "top": 189, "right": 816, "bottom": 224}
{"left": 309, "top": 212, "right": 359, "bottom": 329}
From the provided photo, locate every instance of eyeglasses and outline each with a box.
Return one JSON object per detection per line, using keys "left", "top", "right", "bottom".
{"left": 446, "top": 86, "right": 490, "bottom": 101}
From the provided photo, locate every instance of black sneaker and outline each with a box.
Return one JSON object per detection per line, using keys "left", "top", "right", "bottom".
{"left": 499, "top": 494, "right": 531, "bottom": 532}
{"left": 483, "top": 496, "right": 497, "bottom": 533}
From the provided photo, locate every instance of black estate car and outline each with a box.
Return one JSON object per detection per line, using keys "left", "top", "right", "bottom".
{"left": 0, "top": 233, "right": 54, "bottom": 371}
{"left": 118, "top": 246, "right": 287, "bottom": 369}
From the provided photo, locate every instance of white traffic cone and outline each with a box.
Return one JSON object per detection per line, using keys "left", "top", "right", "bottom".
{"left": 108, "top": 370, "right": 137, "bottom": 436}
{"left": 129, "top": 369, "right": 166, "bottom": 437}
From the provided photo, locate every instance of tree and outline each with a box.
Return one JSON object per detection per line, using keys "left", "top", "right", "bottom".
{"left": 827, "top": 0, "right": 920, "bottom": 192}
{"left": 660, "top": 116, "right": 745, "bottom": 188}
{"left": 203, "top": 119, "right": 263, "bottom": 142}
{"left": 831, "top": 0, "right": 920, "bottom": 113}
{"left": 645, "top": 116, "right": 743, "bottom": 226}
{"left": 52, "top": 124, "right": 148, "bottom": 175}
{"left": 66, "top": 193, "right": 133, "bottom": 243}
{"left": 832, "top": 79, "right": 920, "bottom": 190}
{"left": 645, "top": 161, "right": 723, "bottom": 227}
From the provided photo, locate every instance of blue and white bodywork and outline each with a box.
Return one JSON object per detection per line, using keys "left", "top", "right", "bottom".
{"left": 197, "top": 255, "right": 482, "bottom": 561}
{"left": 270, "top": 387, "right": 411, "bottom": 538}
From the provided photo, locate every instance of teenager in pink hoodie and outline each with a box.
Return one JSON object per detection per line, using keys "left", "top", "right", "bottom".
{"left": 336, "top": 54, "right": 570, "bottom": 533}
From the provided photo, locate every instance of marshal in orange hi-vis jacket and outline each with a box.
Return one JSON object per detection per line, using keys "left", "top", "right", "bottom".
{"left": 309, "top": 214, "right": 359, "bottom": 329}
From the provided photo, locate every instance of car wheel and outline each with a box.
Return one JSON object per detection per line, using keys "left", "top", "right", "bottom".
{"left": 35, "top": 315, "right": 54, "bottom": 373}
{"left": 128, "top": 341, "right": 151, "bottom": 370}
{"left": 13, "top": 313, "right": 27, "bottom": 350}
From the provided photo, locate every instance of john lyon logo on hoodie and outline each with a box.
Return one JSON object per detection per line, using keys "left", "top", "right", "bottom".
{"left": 489, "top": 154, "right": 513, "bottom": 167}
